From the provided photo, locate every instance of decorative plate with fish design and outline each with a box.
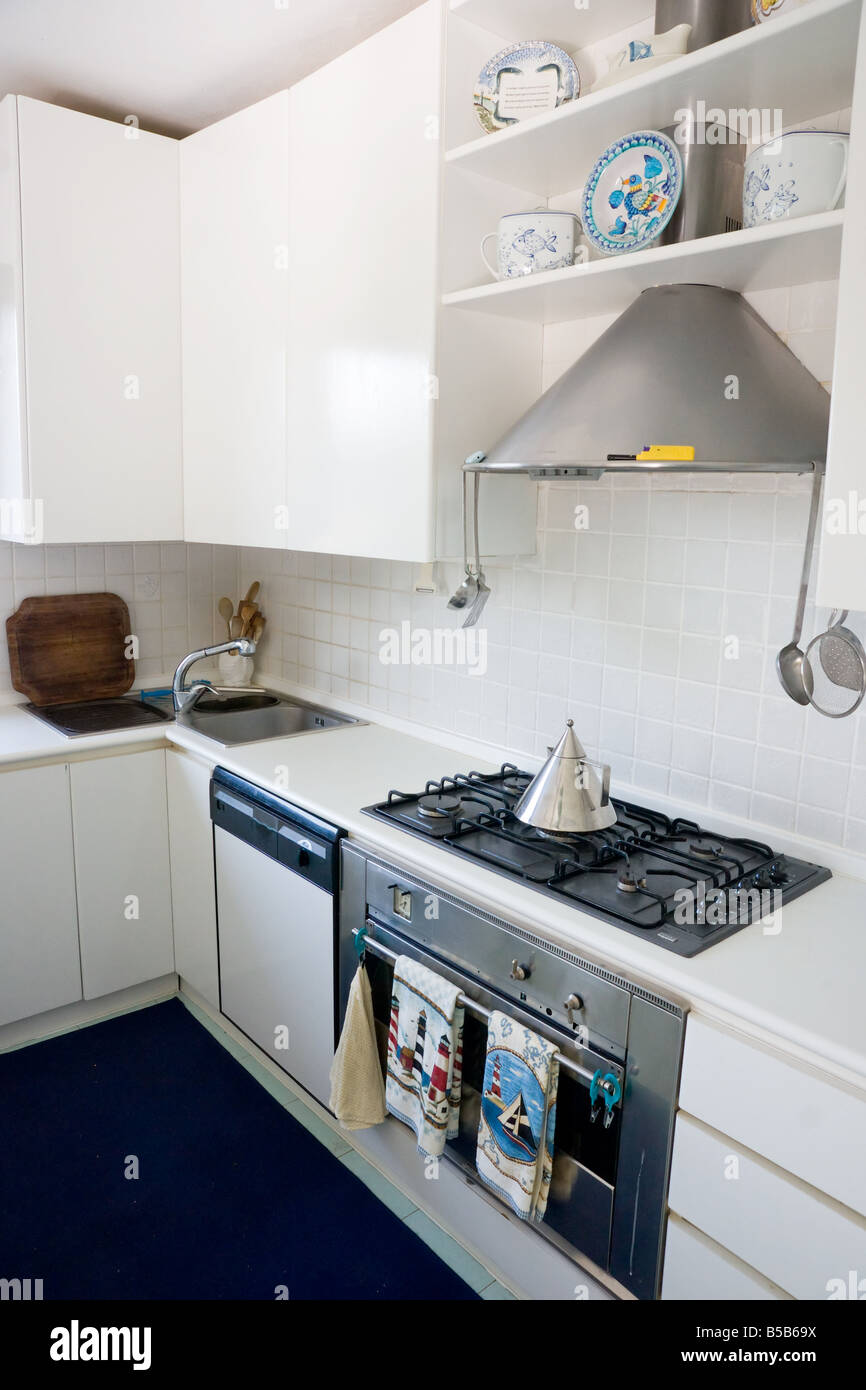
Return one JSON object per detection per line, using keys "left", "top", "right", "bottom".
{"left": 474, "top": 41, "right": 580, "bottom": 136}
{"left": 582, "top": 130, "right": 683, "bottom": 256}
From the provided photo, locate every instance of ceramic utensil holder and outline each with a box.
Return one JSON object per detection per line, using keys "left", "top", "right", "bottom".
{"left": 218, "top": 651, "right": 255, "bottom": 686}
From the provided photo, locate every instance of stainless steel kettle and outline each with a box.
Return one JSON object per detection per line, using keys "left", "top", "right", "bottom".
{"left": 514, "top": 720, "right": 616, "bottom": 835}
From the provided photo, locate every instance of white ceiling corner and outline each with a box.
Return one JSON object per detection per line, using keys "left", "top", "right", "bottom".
{"left": 0, "top": 0, "right": 425, "bottom": 137}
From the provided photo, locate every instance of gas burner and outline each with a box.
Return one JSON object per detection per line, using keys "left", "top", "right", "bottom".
{"left": 690, "top": 842, "right": 724, "bottom": 860}
{"left": 617, "top": 872, "right": 648, "bottom": 894}
{"left": 418, "top": 793, "right": 462, "bottom": 820}
{"left": 537, "top": 827, "right": 583, "bottom": 844}
{"left": 502, "top": 775, "right": 531, "bottom": 795}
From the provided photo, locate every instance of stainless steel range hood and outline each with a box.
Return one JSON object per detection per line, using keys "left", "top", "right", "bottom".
{"left": 466, "top": 284, "right": 830, "bottom": 479}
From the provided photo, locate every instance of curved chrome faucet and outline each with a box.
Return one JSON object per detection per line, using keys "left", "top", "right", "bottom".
{"left": 172, "top": 639, "right": 256, "bottom": 714}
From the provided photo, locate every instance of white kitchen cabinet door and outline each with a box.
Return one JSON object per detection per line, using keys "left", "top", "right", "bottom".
{"left": 662, "top": 1216, "right": 787, "bottom": 1302}
{"left": 669, "top": 1113, "right": 866, "bottom": 1301}
{"left": 679, "top": 1014, "right": 866, "bottom": 1219}
{"left": 0, "top": 96, "right": 182, "bottom": 544}
{"left": 165, "top": 751, "right": 219, "bottom": 1007}
{"left": 70, "top": 750, "right": 175, "bottom": 999}
{"left": 286, "top": 2, "right": 442, "bottom": 561}
{"left": 818, "top": 1, "right": 866, "bottom": 609}
{"left": 180, "top": 92, "right": 289, "bottom": 549}
{"left": 0, "top": 764, "right": 82, "bottom": 1027}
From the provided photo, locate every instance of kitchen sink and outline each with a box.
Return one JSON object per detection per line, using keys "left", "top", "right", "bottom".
{"left": 175, "top": 689, "right": 363, "bottom": 746}
{"left": 192, "top": 691, "right": 280, "bottom": 714}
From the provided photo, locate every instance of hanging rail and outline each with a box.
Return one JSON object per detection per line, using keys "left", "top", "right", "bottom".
{"left": 354, "top": 926, "right": 623, "bottom": 1104}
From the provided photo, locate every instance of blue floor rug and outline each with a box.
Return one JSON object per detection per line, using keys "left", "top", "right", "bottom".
{"left": 0, "top": 997, "right": 479, "bottom": 1300}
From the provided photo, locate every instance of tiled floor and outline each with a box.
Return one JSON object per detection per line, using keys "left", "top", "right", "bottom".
{"left": 181, "top": 996, "right": 518, "bottom": 1300}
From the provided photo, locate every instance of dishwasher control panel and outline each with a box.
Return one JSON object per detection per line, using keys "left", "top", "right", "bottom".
{"left": 210, "top": 767, "right": 343, "bottom": 891}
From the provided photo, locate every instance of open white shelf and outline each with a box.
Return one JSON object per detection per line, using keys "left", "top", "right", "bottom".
{"left": 445, "top": 0, "right": 861, "bottom": 197}
{"left": 441, "top": 210, "right": 844, "bottom": 323}
{"left": 449, "top": 0, "right": 653, "bottom": 50}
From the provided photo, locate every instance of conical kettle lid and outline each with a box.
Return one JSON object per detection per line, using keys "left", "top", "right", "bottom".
{"left": 549, "top": 719, "right": 587, "bottom": 762}
{"left": 514, "top": 720, "right": 617, "bottom": 835}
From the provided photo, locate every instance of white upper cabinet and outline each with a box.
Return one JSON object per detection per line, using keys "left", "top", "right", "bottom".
{"left": 0, "top": 97, "right": 182, "bottom": 544}
{"left": 285, "top": 0, "right": 537, "bottom": 562}
{"left": 0, "top": 98, "right": 27, "bottom": 520}
{"left": 179, "top": 1, "right": 537, "bottom": 562}
{"left": 284, "top": 3, "right": 442, "bottom": 561}
{"left": 180, "top": 92, "right": 290, "bottom": 549}
{"left": 817, "top": 1, "right": 866, "bottom": 611}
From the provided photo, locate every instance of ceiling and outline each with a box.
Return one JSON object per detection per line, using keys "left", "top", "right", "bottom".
{"left": 0, "top": 0, "right": 424, "bottom": 138}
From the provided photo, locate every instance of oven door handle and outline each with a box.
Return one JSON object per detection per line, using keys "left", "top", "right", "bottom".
{"left": 356, "top": 925, "right": 623, "bottom": 1103}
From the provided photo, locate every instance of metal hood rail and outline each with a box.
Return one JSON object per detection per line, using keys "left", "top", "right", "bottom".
{"left": 468, "top": 284, "right": 831, "bottom": 479}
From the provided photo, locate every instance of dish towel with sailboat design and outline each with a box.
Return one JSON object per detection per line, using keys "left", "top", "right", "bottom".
{"left": 385, "top": 955, "right": 464, "bottom": 1158}
{"left": 476, "top": 1011, "right": 559, "bottom": 1224}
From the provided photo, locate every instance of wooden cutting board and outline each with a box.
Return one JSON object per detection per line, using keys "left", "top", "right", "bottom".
{"left": 6, "top": 593, "right": 135, "bottom": 706}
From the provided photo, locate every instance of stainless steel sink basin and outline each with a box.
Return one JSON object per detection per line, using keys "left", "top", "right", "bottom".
{"left": 193, "top": 691, "right": 280, "bottom": 714}
{"left": 177, "top": 690, "right": 362, "bottom": 746}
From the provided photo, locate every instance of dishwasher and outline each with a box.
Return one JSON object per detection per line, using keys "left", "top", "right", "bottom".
{"left": 210, "top": 768, "right": 344, "bottom": 1106}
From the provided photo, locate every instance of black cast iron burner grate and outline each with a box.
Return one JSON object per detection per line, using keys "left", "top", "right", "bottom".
{"left": 363, "top": 764, "right": 831, "bottom": 957}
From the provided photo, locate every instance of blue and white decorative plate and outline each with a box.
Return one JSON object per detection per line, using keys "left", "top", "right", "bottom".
{"left": 581, "top": 130, "right": 683, "bottom": 256}
{"left": 474, "top": 41, "right": 580, "bottom": 136}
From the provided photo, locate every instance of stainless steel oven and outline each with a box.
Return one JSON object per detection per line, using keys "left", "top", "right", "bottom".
{"left": 339, "top": 842, "right": 685, "bottom": 1300}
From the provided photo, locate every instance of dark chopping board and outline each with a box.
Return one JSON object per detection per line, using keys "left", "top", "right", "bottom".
{"left": 6, "top": 593, "right": 135, "bottom": 706}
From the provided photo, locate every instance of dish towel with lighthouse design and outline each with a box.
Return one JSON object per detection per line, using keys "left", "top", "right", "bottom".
{"left": 476, "top": 1011, "right": 559, "bottom": 1224}
{"left": 385, "top": 956, "right": 464, "bottom": 1158}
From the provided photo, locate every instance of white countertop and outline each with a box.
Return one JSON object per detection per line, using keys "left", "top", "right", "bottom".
{"left": 1, "top": 694, "right": 862, "bottom": 1086}
{"left": 0, "top": 700, "right": 168, "bottom": 763}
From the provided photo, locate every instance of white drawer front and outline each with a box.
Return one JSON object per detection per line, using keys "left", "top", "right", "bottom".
{"left": 670, "top": 1114, "right": 866, "bottom": 1300}
{"left": 679, "top": 1015, "right": 866, "bottom": 1218}
{"left": 662, "top": 1215, "right": 787, "bottom": 1301}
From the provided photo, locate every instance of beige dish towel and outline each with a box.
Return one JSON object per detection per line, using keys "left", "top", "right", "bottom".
{"left": 329, "top": 964, "right": 387, "bottom": 1130}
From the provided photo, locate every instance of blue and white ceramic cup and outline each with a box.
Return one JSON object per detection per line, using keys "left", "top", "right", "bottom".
{"left": 481, "top": 209, "right": 588, "bottom": 280}
{"left": 743, "top": 130, "right": 849, "bottom": 228}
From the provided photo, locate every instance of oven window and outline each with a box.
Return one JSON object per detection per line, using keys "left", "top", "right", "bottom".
{"left": 365, "top": 952, "right": 619, "bottom": 1267}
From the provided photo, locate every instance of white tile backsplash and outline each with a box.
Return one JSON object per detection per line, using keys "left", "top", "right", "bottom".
{"left": 0, "top": 541, "right": 239, "bottom": 689}
{"left": 227, "top": 467, "right": 866, "bottom": 857}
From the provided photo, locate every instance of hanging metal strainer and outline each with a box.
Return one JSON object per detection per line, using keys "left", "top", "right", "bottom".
{"left": 803, "top": 611, "right": 866, "bottom": 718}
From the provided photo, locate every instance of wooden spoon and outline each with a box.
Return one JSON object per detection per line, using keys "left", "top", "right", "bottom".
{"left": 240, "top": 602, "right": 258, "bottom": 636}
{"left": 251, "top": 614, "right": 266, "bottom": 643}
{"left": 242, "top": 581, "right": 261, "bottom": 606}
{"left": 230, "top": 615, "right": 243, "bottom": 641}
{"left": 218, "top": 596, "right": 234, "bottom": 639}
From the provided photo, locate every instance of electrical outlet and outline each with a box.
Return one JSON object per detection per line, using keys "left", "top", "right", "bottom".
{"left": 412, "top": 562, "right": 438, "bottom": 595}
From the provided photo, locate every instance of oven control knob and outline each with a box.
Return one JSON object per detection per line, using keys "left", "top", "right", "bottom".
{"left": 564, "top": 993, "right": 584, "bottom": 1027}
{"left": 510, "top": 960, "right": 531, "bottom": 982}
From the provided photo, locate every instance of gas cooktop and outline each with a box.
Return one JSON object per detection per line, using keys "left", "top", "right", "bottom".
{"left": 363, "top": 764, "right": 831, "bottom": 956}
